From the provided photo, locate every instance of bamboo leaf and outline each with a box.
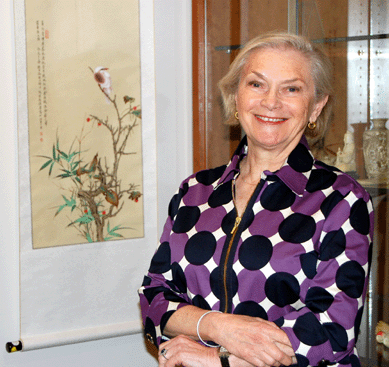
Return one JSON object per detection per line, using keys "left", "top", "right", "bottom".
{"left": 55, "top": 204, "right": 66, "bottom": 216}
{"left": 71, "top": 161, "right": 81, "bottom": 170}
{"left": 52, "top": 144, "right": 57, "bottom": 160}
{"left": 48, "top": 162, "right": 55, "bottom": 176}
{"left": 57, "top": 150, "right": 69, "bottom": 159}
{"left": 109, "top": 232, "right": 123, "bottom": 238}
{"left": 72, "top": 215, "right": 94, "bottom": 225}
{"left": 109, "top": 225, "right": 121, "bottom": 233}
{"left": 39, "top": 159, "right": 52, "bottom": 171}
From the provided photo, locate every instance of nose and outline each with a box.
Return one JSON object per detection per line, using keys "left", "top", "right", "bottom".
{"left": 260, "top": 89, "right": 282, "bottom": 110}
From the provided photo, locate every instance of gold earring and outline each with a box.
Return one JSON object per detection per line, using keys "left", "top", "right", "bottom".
{"left": 235, "top": 111, "right": 239, "bottom": 120}
{"left": 308, "top": 121, "right": 316, "bottom": 130}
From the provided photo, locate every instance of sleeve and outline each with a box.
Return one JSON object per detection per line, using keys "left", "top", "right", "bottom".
{"left": 138, "top": 184, "right": 193, "bottom": 348}
{"left": 278, "top": 188, "right": 374, "bottom": 367}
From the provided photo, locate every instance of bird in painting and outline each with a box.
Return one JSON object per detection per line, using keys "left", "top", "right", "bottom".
{"left": 94, "top": 66, "right": 113, "bottom": 103}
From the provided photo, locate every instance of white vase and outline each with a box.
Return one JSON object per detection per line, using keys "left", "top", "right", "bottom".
{"left": 362, "top": 118, "right": 389, "bottom": 179}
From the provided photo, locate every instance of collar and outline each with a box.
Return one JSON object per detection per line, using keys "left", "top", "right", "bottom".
{"left": 215, "top": 135, "right": 314, "bottom": 197}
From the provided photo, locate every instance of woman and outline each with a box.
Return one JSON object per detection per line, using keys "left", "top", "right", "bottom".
{"left": 139, "top": 32, "right": 374, "bottom": 367}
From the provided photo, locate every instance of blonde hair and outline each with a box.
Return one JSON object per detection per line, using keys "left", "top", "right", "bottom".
{"left": 218, "top": 32, "right": 334, "bottom": 144}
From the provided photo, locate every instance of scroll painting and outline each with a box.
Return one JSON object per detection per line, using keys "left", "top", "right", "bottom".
{"left": 24, "top": 0, "right": 143, "bottom": 248}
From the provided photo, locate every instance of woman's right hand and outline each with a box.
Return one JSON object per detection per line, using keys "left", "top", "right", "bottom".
{"left": 158, "top": 335, "right": 257, "bottom": 367}
{"left": 206, "top": 313, "right": 297, "bottom": 367}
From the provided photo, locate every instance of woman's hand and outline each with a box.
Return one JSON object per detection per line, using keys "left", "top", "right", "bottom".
{"left": 158, "top": 335, "right": 258, "bottom": 367}
{"left": 158, "top": 335, "right": 218, "bottom": 367}
{"left": 208, "top": 314, "right": 297, "bottom": 367}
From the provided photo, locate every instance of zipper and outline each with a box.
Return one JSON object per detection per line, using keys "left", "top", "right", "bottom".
{"left": 221, "top": 177, "right": 264, "bottom": 313}
{"left": 222, "top": 215, "right": 241, "bottom": 313}
{"left": 230, "top": 216, "right": 241, "bottom": 235}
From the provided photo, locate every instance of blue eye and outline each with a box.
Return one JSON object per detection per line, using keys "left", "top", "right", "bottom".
{"left": 249, "top": 81, "right": 261, "bottom": 88}
{"left": 287, "top": 86, "right": 300, "bottom": 93}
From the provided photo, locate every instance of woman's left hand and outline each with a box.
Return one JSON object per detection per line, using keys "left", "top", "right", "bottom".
{"left": 158, "top": 335, "right": 219, "bottom": 367}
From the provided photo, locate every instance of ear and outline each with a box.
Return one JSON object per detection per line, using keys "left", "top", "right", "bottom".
{"left": 309, "top": 95, "right": 329, "bottom": 122}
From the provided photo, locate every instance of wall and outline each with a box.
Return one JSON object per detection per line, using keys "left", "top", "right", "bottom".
{"left": 0, "top": 1, "right": 192, "bottom": 366}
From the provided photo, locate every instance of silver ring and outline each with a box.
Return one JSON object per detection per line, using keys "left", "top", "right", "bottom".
{"left": 161, "top": 348, "right": 169, "bottom": 360}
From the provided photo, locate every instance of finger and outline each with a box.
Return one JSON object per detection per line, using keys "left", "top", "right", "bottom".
{"left": 257, "top": 344, "right": 293, "bottom": 367}
{"left": 254, "top": 351, "right": 281, "bottom": 367}
{"left": 275, "top": 341, "right": 295, "bottom": 356}
{"left": 158, "top": 344, "right": 172, "bottom": 366}
{"left": 161, "top": 348, "right": 169, "bottom": 360}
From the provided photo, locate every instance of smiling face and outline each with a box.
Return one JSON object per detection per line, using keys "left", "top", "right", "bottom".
{"left": 235, "top": 47, "right": 328, "bottom": 156}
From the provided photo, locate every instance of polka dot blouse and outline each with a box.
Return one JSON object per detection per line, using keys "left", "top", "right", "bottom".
{"left": 139, "top": 136, "right": 374, "bottom": 367}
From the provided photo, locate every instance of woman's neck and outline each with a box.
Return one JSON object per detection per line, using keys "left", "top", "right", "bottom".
{"left": 239, "top": 148, "right": 287, "bottom": 184}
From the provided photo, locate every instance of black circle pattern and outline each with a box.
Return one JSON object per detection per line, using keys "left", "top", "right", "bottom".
{"left": 350, "top": 198, "right": 370, "bottom": 235}
{"left": 234, "top": 301, "right": 268, "bottom": 319}
{"left": 320, "top": 191, "right": 345, "bottom": 218}
{"left": 221, "top": 210, "right": 237, "bottom": 234}
{"left": 168, "top": 183, "right": 189, "bottom": 220}
{"left": 336, "top": 261, "right": 365, "bottom": 298}
{"left": 306, "top": 169, "right": 337, "bottom": 193}
{"left": 293, "top": 312, "right": 328, "bottom": 346}
{"left": 323, "top": 322, "right": 348, "bottom": 352}
{"left": 265, "top": 272, "right": 300, "bottom": 307}
{"left": 260, "top": 179, "right": 296, "bottom": 211}
{"left": 196, "top": 165, "right": 226, "bottom": 185}
{"left": 305, "top": 286, "right": 334, "bottom": 312}
{"left": 295, "top": 354, "right": 310, "bottom": 367}
{"left": 288, "top": 143, "right": 313, "bottom": 172}
{"left": 239, "top": 235, "right": 273, "bottom": 270}
{"left": 185, "top": 231, "right": 217, "bottom": 265}
{"left": 279, "top": 213, "right": 316, "bottom": 243}
{"left": 171, "top": 262, "right": 187, "bottom": 293}
{"left": 192, "top": 295, "right": 211, "bottom": 310}
{"left": 320, "top": 229, "right": 346, "bottom": 261}
{"left": 172, "top": 206, "right": 201, "bottom": 233}
{"left": 208, "top": 183, "right": 233, "bottom": 208}
{"left": 300, "top": 251, "right": 318, "bottom": 279}
{"left": 149, "top": 242, "right": 171, "bottom": 274}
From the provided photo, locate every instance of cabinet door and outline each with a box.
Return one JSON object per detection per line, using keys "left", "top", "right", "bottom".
{"left": 193, "top": 0, "right": 291, "bottom": 171}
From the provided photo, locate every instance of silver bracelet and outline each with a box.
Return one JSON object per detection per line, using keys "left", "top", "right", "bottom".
{"left": 196, "top": 310, "right": 222, "bottom": 347}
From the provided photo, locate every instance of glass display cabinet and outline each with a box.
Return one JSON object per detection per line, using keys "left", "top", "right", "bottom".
{"left": 192, "top": 1, "right": 389, "bottom": 365}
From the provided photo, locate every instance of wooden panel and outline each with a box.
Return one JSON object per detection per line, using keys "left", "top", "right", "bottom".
{"left": 316, "top": 0, "right": 349, "bottom": 159}
{"left": 192, "top": 0, "right": 207, "bottom": 172}
{"left": 247, "top": 0, "right": 289, "bottom": 41}
{"left": 205, "top": 0, "right": 238, "bottom": 168}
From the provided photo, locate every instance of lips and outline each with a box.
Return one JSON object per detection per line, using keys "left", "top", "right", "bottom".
{"left": 254, "top": 115, "right": 287, "bottom": 124}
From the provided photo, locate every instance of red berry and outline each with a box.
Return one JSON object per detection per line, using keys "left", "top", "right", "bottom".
{"left": 84, "top": 209, "right": 88, "bottom": 213}
{"left": 87, "top": 117, "right": 90, "bottom": 122}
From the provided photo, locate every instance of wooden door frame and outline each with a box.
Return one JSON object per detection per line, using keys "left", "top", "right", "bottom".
{"left": 192, "top": 0, "right": 207, "bottom": 173}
